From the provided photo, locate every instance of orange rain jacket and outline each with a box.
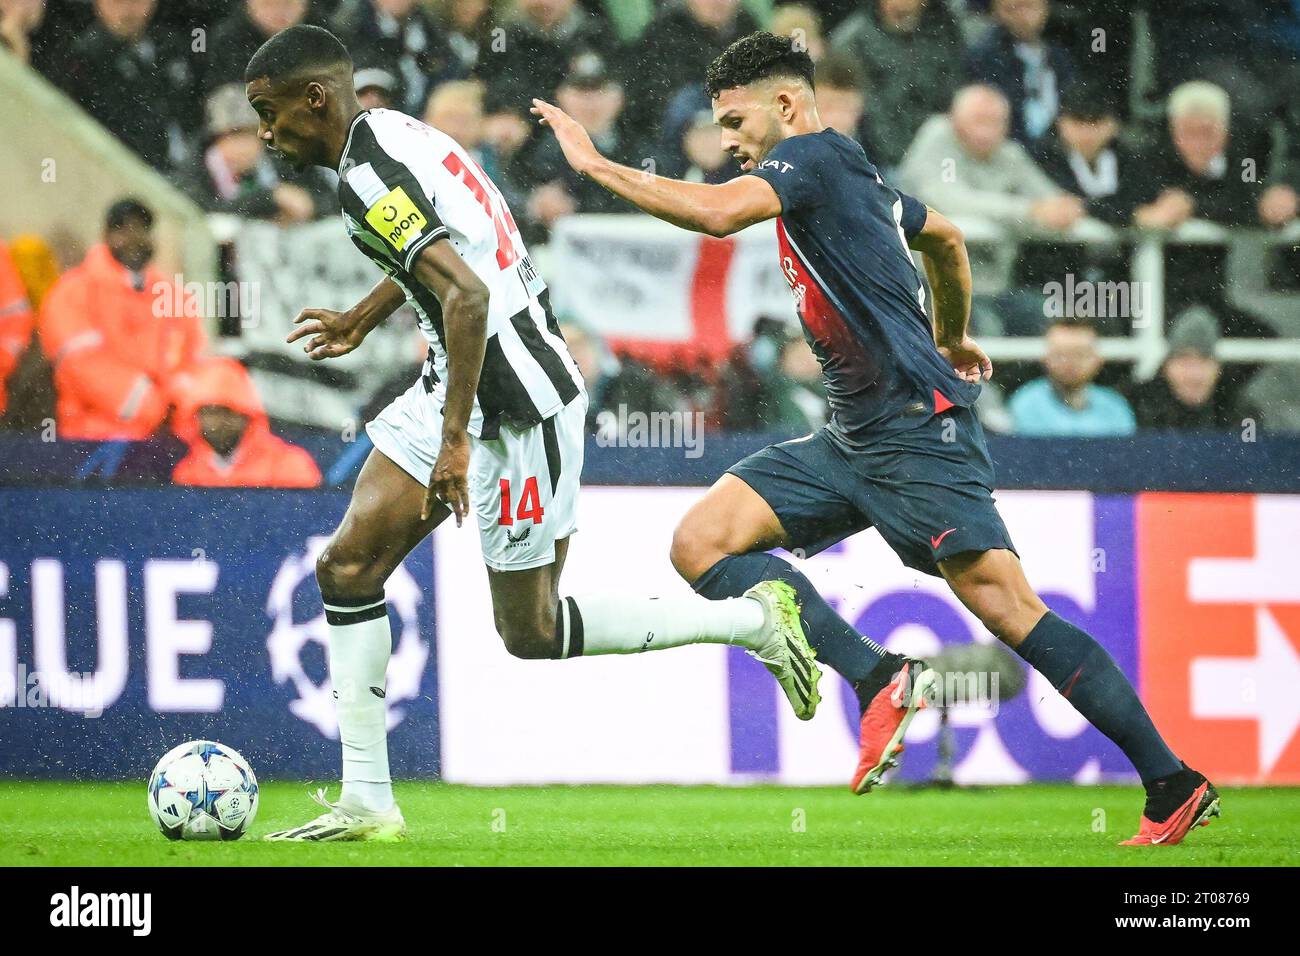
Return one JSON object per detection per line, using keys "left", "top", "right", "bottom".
{"left": 171, "top": 356, "right": 322, "bottom": 488}
{"left": 38, "top": 244, "right": 207, "bottom": 439}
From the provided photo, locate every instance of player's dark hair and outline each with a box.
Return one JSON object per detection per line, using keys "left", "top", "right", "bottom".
{"left": 705, "top": 32, "right": 815, "bottom": 99}
{"left": 244, "top": 24, "right": 352, "bottom": 85}
{"left": 105, "top": 198, "right": 153, "bottom": 230}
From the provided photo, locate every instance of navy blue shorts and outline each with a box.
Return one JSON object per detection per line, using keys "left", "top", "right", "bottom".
{"left": 728, "top": 406, "right": 1016, "bottom": 577}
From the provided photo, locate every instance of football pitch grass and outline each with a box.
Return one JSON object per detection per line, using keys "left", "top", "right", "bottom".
{"left": 1, "top": 781, "right": 1296, "bottom": 867}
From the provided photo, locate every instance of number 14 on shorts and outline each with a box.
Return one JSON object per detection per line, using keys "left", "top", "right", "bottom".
{"left": 499, "top": 477, "right": 545, "bottom": 526}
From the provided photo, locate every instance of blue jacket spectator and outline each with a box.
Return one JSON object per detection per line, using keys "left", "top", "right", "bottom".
{"left": 1009, "top": 319, "right": 1136, "bottom": 436}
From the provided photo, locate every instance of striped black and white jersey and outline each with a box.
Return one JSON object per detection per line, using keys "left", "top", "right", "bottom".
{"left": 336, "top": 108, "right": 582, "bottom": 439}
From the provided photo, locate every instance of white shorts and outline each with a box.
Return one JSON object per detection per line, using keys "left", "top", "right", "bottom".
{"left": 367, "top": 381, "right": 587, "bottom": 572}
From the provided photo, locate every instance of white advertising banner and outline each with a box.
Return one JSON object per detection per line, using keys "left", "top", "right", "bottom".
{"left": 434, "top": 486, "right": 1126, "bottom": 786}
{"left": 549, "top": 215, "right": 797, "bottom": 359}
{"left": 231, "top": 220, "right": 428, "bottom": 427}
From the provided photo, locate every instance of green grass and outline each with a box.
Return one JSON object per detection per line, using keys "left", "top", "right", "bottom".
{"left": 0, "top": 782, "right": 1295, "bottom": 866}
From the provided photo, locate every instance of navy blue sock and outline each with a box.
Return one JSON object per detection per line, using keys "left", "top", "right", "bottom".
{"left": 1016, "top": 612, "right": 1181, "bottom": 784}
{"left": 692, "top": 552, "right": 893, "bottom": 682}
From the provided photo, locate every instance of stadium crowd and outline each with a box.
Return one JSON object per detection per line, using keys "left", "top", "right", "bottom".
{"left": 2, "top": 0, "right": 1300, "bottom": 487}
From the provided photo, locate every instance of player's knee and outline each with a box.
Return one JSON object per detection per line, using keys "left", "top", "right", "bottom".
{"left": 495, "top": 608, "right": 559, "bottom": 660}
{"left": 315, "top": 542, "right": 386, "bottom": 598}
{"left": 965, "top": 586, "right": 1045, "bottom": 644}
{"left": 669, "top": 517, "right": 727, "bottom": 583}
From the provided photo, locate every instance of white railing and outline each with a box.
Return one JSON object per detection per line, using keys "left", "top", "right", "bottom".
{"left": 213, "top": 212, "right": 1300, "bottom": 384}
{"left": 954, "top": 216, "right": 1300, "bottom": 378}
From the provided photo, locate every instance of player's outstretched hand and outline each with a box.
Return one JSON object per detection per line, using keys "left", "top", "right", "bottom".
{"left": 530, "top": 98, "right": 600, "bottom": 176}
{"left": 286, "top": 308, "right": 363, "bottom": 360}
{"left": 938, "top": 336, "right": 993, "bottom": 383}
{"left": 425, "top": 430, "right": 471, "bottom": 525}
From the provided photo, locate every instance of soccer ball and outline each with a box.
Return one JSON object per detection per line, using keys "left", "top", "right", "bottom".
{"left": 147, "top": 740, "right": 260, "bottom": 841}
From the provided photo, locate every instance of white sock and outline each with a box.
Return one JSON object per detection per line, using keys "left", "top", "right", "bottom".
{"left": 558, "top": 593, "right": 766, "bottom": 657}
{"left": 323, "top": 595, "right": 395, "bottom": 814}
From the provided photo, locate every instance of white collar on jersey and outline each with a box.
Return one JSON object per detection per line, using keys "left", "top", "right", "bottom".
{"left": 337, "top": 109, "right": 373, "bottom": 176}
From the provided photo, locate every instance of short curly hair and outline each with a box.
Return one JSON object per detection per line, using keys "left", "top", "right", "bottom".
{"left": 245, "top": 24, "right": 352, "bottom": 85}
{"left": 705, "top": 32, "right": 815, "bottom": 99}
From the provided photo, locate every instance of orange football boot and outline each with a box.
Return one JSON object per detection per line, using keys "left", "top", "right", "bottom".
{"left": 851, "top": 660, "right": 936, "bottom": 794}
{"left": 1121, "top": 770, "right": 1221, "bottom": 846}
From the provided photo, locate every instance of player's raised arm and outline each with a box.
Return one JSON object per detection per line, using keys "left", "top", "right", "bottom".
{"left": 410, "top": 240, "right": 490, "bottom": 524}
{"left": 908, "top": 205, "right": 991, "bottom": 383}
{"left": 531, "top": 99, "right": 780, "bottom": 238}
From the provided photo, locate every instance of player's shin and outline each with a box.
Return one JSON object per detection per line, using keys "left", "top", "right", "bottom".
{"left": 554, "top": 593, "right": 765, "bottom": 657}
{"left": 321, "top": 593, "right": 395, "bottom": 813}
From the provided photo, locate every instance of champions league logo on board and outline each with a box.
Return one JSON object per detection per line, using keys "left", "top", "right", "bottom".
{"left": 265, "top": 536, "right": 429, "bottom": 736}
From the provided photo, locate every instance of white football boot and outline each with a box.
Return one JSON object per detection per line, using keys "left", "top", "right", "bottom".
{"left": 263, "top": 788, "right": 407, "bottom": 842}
{"left": 744, "top": 580, "right": 823, "bottom": 720}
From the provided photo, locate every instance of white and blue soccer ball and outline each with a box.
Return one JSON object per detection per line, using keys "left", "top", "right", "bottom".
{"left": 147, "top": 740, "right": 260, "bottom": 841}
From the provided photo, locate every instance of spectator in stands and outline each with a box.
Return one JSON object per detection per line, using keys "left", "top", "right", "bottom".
{"left": 174, "top": 83, "right": 329, "bottom": 223}
{"left": 354, "top": 64, "right": 398, "bottom": 108}
{"left": 712, "top": 317, "right": 828, "bottom": 433}
{"left": 815, "top": 54, "right": 869, "bottom": 148}
{"left": 1135, "top": 81, "right": 1292, "bottom": 231}
{"left": 897, "top": 85, "right": 1084, "bottom": 232}
{"left": 425, "top": 78, "right": 481, "bottom": 145}
{"left": 206, "top": 0, "right": 311, "bottom": 90}
{"left": 0, "top": 0, "right": 44, "bottom": 66}
{"left": 430, "top": 0, "right": 494, "bottom": 75}
{"left": 37, "top": 199, "right": 207, "bottom": 440}
{"left": 559, "top": 320, "right": 688, "bottom": 435}
{"left": 1129, "top": 307, "right": 1239, "bottom": 431}
{"left": 830, "top": 0, "right": 964, "bottom": 170}
{"left": 1132, "top": 81, "right": 1287, "bottom": 339}
{"left": 171, "top": 356, "right": 321, "bottom": 487}
{"left": 965, "top": 0, "right": 1073, "bottom": 146}
{"left": 770, "top": 4, "right": 826, "bottom": 61}
{"left": 331, "top": 0, "right": 459, "bottom": 116}
{"left": 0, "top": 239, "right": 34, "bottom": 424}
{"left": 61, "top": 0, "right": 199, "bottom": 169}
{"left": 477, "top": 0, "right": 615, "bottom": 156}
{"left": 630, "top": 0, "right": 759, "bottom": 141}
{"left": 426, "top": 79, "right": 517, "bottom": 198}
{"left": 1034, "top": 81, "right": 1140, "bottom": 225}
{"left": 657, "top": 84, "right": 740, "bottom": 181}
{"left": 1008, "top": 317, "right": 1135, "bottom": 436}
{"left": 1146, "top": 0, "right": 1270, "bottom": 119}
{"left": 515, "top": 54, "right": 642, "bottom": 238}
{"left": 678, "top": 107, "right": 734, "bottom": 184}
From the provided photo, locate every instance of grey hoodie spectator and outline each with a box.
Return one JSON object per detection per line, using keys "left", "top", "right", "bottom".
{"left": 896, "top": 85, "right": 1083, "bottom": 232}
{"left": 830, "top": 0, "right": 964, "bottom": 169}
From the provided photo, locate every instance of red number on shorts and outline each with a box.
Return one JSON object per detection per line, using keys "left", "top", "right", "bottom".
{"left": 498, "top": 476, "right": 545, "bottom": 526}
{"left": 442, "top": 152, "right": 519, "bottom": 269}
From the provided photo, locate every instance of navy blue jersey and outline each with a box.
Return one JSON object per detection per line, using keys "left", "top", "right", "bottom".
{"left": 748, "top": 128, "right": 980, "bottom": 444}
